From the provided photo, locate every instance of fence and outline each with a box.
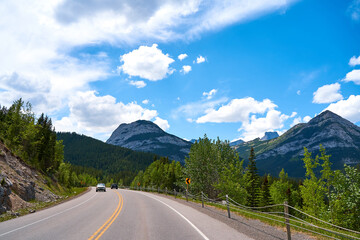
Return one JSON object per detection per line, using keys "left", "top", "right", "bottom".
{"left": 122, "top": 185, "right": 360, "bottom": 240}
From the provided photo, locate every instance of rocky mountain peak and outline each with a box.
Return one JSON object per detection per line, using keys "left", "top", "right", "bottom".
{"left": 106, "top": 120, "right": 192, "bottom": 163}
{"left": 260, "top": 131, "right": 279, "bottom": 141}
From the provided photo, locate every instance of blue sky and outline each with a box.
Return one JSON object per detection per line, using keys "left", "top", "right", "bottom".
{"left": 1, "top": 0, "right": 360, "bottom": 142}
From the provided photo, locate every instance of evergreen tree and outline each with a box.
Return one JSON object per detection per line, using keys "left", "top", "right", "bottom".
{"left": 246, "top": 147, "right": 260, "bottom": 207}
{"left": 259, "top": 175, "right": 272, "bottom": 207}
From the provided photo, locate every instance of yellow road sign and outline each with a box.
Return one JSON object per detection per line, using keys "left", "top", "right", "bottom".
{"left": 186, "top": 178, "right": 191, "bottom": 185}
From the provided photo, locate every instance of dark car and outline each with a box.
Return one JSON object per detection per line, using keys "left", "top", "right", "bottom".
{"left": 96, "top": 183, "right": 106, "bottom": 192}
{"left": 110, "top": 183, "right": 118, "bottom": 189}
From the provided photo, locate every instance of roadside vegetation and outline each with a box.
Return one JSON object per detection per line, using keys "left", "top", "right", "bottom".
{"left": 131, "top": 134, "right": 360, "bottom": 233}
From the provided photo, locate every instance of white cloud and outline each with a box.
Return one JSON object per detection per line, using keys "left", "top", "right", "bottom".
{"left": 54, "top": 91, "right": 158, "bottom": 137}
{"left": 312, "top": 83, "right": 343, "bottom": 104}
{"left": 174, "top": 97, "right": 228, "bottom": 119}
{"left": 303, "top": 116, "right": 312, "bottom": 122}
{"left": 119, "top": 44, "right": 174, "bottom": 81}
{"left": 178, "top": 54, "right": 188, "bottom": 61}
{"left": 343, "top": 69, "right": 360, "bottom": 85}
{"left": 202, "top": 89, "right": 218, "bottom": 100}
{"left": 181, "top": 65, "right": 192, "bottom": 74}
{"left": 0, "top": 0, "right": 298, "bottom": 135}
{"left": 325, "top": 95, "right": 360, "bottom": 123}
{"left": 196, "top": 55, "right": 206, "bottom": 64}
{"left": 349, "top": 55, "right": 360, "bottom": 66}
{"left": 348, "top": 0, "right": 360, "bottom": 21}
{"left": 196, "top": 97, "right": 276, "bottom": 123}
{"left": 291, "top": 115, "right": 312, "bottom": 127}
{"left": 154, "top": 117, "right": 170, "bottom": 131}
{"left": 240, "top": 110, "right": 292, "bottom": 141}
{"left": 297, "top": 90, "right": 301, "bottom": 95}
{"left": 129, "top": 80, "right": 147, "bottom": 88}
{"left": 142, "top": 99, "right": 149, "bottom": 104}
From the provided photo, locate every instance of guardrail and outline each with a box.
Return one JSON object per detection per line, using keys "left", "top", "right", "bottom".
{"left": 122, "top": 186, "right": 360, "bottom": 240}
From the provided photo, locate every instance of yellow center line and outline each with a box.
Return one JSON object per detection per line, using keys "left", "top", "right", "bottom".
{"left": 88, "top": 191, "right": 123, "bottom": 240}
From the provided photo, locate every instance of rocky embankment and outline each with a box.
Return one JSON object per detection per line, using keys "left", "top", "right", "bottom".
{"left": 0, "top": 141, "right": 59, "bottom": 215}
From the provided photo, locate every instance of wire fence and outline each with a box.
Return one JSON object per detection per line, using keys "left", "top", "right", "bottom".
{"left": 122, "top": 186, "right": 360, "bottom": 240}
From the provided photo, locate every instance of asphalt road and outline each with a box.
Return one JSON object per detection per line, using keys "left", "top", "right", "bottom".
{"left": 0, "top": 188, "right": 253, "bottom": 240}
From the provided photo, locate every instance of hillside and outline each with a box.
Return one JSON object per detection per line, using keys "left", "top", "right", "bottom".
{"left": 0, "top": 141, "right": 59, "bottom": 214}
{"left": 56, "top": 132, "right": 157, "bottom": 183}
{"left": 106, "top": 120, "right": 192, "bottom": 163}
{"left": 236, "top": 110, "right": 360, "bottom": 177}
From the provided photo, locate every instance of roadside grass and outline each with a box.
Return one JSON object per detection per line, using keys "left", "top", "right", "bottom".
{"left": 0, "top": 187, "right": 88, "bottom": 222}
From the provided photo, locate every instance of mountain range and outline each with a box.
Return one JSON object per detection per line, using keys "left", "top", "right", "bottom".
{"left": 234, "top": 110, "right": 360, "bottom": 177}
{"left": 106, "top": 120, "right": 192, "bottom": 163}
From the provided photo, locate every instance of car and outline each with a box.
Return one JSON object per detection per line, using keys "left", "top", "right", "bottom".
{"left": 96, "top": 183, "right": 106, "bottom": 192}
{"left": 110, "top": 183, "right": 118, "bottom": 189}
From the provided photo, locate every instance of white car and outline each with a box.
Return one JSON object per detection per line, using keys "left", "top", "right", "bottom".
{"left": 96, "top": 183, "right": 106, "bottom": 192}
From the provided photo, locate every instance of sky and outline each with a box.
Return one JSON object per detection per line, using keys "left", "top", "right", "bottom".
{"left": 1, "top": 0, "right": 360, "bottom": 142}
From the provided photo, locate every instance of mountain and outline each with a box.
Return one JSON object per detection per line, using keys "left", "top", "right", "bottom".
{"left": 229, "top": 139, "right": 244, "bottom": 147}
{"left": 56, "top": 132, "right": 156, "bottom": 184}
{"left": 235, "top": 110, "right": 360, "bottom": 177}
{"left": 260, "top": 131, "right": 279, "bottom": 141}
{"left": 106, "top": 120, "right": 192, "bottom": 163}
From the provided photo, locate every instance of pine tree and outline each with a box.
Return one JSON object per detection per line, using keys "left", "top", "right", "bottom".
{"left": 246, "top": 147, "right": 260, "bottom": 207}
{"left": 260, "top": 175, "right": 272, "bottom": 207}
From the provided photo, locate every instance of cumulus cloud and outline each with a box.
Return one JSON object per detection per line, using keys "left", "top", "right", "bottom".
{"left": 0, "top": 0, "right": 298, "bottom": 135}
{"left": 196, "top": 97, "right": 276, "bottom": 123}
{"left": 154, "top": 117, "right": 170, "bottom": 131}
{"left": 240, "top": 110, "right": 292, "bottom": 141}
{"left": 119, "top": 44, "right": 174, "bottom": 81}
{"left": 54, "top": 91, "right": 159, "bottom": 137}
{"left": 181, "top": 65, "right": 192, "bottom": 74}
{"left": 312, "top": 83, "right": 343, "bottom": 104}
{"left": 178, "top": 54, "right": 188, "bottom": 61}
{"left": 343, "top": 69, "right": 360, "bottom": 85}
{"left": 142, "top": 99, "right": 149, "bottom": 104}
{"left": 129, "top": 80, "right": 146, "bottom": 88}
{"left": 349, "top": 55, "right": 360, "bottom": 66}
{"left": 325, "top": 95, "right": 360, "bottom": 123}
{"left": 202, "top": 89, "right": 217, "bottom": 100}
{"left": 196, "top": 55, "right": 206, "bottom": 64}
{"left": 291, "top": 115, "right": 312, "bottom": 127}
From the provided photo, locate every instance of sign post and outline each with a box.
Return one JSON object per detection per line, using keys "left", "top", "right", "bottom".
{"left": 185, "top": 178, "right": 191, "bottom": 192}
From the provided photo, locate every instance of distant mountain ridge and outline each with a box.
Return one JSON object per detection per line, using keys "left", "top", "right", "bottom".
{"left": 106, "top": 120, "right": 192, "bottom": 163}
{"left": 236, "top": 110, "right": 360, "bottom": 177}
{"left": 56, "top": 132, "right": 156, "bottom": 184}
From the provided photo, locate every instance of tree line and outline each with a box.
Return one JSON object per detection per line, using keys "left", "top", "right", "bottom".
{"left": 131, "top": 135, "right": 360, "bottom": 231}
{"left": 0, "top": 99, "right": 101, "bottom": 189}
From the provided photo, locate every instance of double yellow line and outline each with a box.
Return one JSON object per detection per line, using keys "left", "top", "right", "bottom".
{"left": 88, "top": 191, "right": 123, "bottom": 240}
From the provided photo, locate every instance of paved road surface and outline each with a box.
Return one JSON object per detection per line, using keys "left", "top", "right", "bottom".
{"left": 0, "top": 188, "right": 253, "bottom": 240}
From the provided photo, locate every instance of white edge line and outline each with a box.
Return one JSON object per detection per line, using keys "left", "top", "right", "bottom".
{"left": 0, "top": 192, "right": 97, "bottom": 237}
{"left": 137, "top": 191, "right": 210, "bottom": 240}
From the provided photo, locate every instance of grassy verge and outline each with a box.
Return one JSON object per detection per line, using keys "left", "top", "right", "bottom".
{"left": 0, "top": 187, "right": 88, "bottom": 222}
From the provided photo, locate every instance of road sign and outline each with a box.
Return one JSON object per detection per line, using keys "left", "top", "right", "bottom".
{"left": 137, "top": 182, "right": 140, "bottom": 186}
{"left": 186, "top": 178, "right": 191, "bottom": 185}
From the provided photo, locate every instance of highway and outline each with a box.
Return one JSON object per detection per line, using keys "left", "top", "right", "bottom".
{"left": 0, "top": 188, "right": 253, "bottom": 240}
